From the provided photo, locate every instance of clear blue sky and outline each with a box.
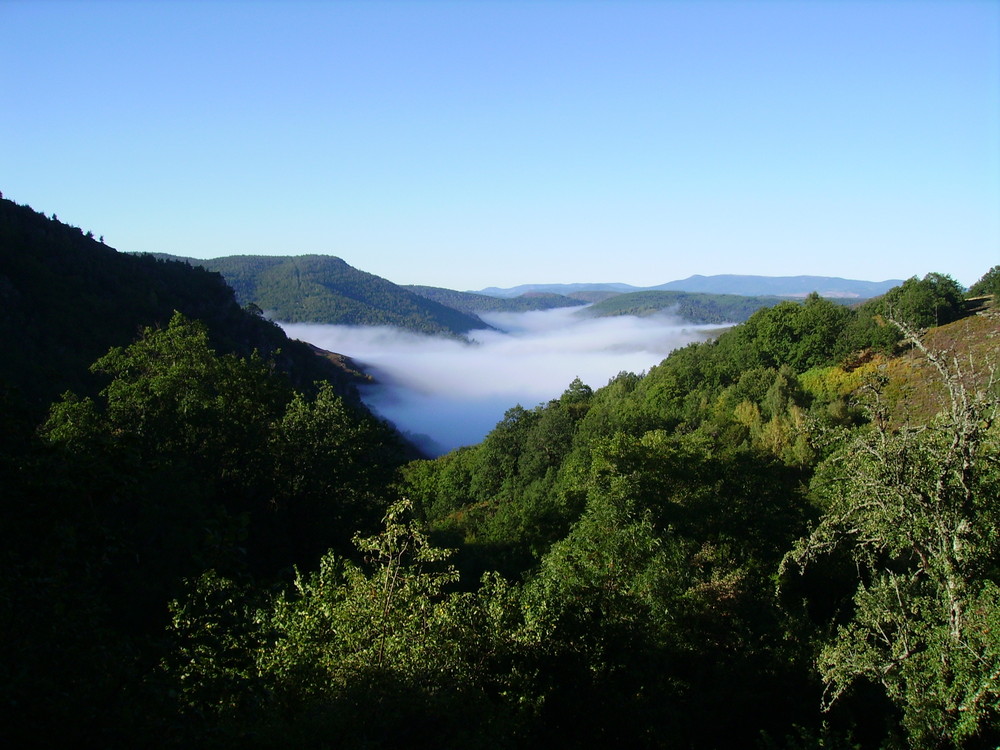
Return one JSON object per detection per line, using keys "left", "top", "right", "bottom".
{"left": 3, "top": 0, "right": 997, "bottom": 289}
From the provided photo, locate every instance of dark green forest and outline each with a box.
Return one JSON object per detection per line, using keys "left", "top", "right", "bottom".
{"left": 2, "top": 198, "right": 999, "bottom": 748}
{"left": 0, "top": 203, "right": 370, "bottom": 413}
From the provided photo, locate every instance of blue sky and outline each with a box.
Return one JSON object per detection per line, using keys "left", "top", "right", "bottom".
{"left": 3, "top": 0, "right": 997, "bottom": 289}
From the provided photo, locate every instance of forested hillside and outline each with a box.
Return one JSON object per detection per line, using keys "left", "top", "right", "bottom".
{"left": 2, "top": 197, "right": 998, "bottom": 748}
{"left": 406, "top": 285, "right": 586, "bottom": 314}
{"left": 0, "top": 201, "right": 413, "bottom": 747}
{"left": 582, "top": 288, "right": 788, "bottom": 323}
{"left": 171, "top": 254, "right": 491, "bottom": 335}
{"left": 0, "top": 199, "right": 369, "bottom": 411}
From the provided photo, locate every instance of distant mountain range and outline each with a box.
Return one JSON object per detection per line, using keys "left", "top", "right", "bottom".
{"left": 478, "top": 275, "right": 904, "bottom": 299}
{"left": 581, "top": 290, "right": 787, "bottom": 324}
{"left": 404, "top": 286, "right": 586, "bottom": 314}
{"left": 653, "top": 274, "right": 904, "bottom": 298}
{"left": 153, "top": 253, "right": 905, "bottom": 335}
{"left": 477, "top": 282, "right": 642, "bottom": 297}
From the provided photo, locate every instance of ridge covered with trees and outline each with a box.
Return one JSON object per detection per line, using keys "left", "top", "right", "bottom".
{"left": 156, "top": 253, "right": 895, "bottom": 334}
{"left": 0, "top": 199, "right": 370, "bottom": 412}
{"left": 580, "top": 288, "right": 791, "bottom": 324}
{"left": 162, "top": 253, "right": 492, "bottom": 336}
{"left": 405, "top": 285, "right": 587, "bottom": 314}
{"left": 2, "top": 197, "right": 998, "bottom": 748}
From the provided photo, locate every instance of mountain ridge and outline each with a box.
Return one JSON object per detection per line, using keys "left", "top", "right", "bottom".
{"left": 478, "top": 274, "right": 904, "bottom": 299}
{"left": 150, "top": 251, "right": 907, "bottom": 331}
{"left": 156, "top": 253, "right": 493, "bottom": 336}
{"left": 405, "top": 285, "right": 587, "bottom": 314}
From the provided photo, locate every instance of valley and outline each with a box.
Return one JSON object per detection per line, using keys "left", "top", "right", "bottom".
{"left": 2, "top": 195, "right": 999, "bottom": 748}
{"left": 280, "top": 308, "right": 721, "bottom": 454}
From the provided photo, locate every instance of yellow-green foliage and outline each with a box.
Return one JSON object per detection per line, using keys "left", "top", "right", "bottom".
{"left": 798, "top": 365, "right": 862, "bottom": 402}
{"left": 733, "top": 399, "right": 762, "bottom": 432}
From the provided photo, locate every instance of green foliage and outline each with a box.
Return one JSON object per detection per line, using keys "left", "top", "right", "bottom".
{"left": 165, "top": 500, "right": 527, "bottom": 747}
{"left": 968, "top": 265, "right": 1000, "bottom": 298}
{"left": 841, "top": 274, "right": 967, "bottom": 355}
{"left": 784, "top": 326, "right": 1000, "bottom": 748}
{"left": 583, "top": 288, "right": 785, "bottom": 324}
{"left": 407, "top": 285, "right": 587, "bottom": 314}
{"left": 407, "top": 380, "right": 600, "bottom": 576}
{"left": 269, "top": 382, "right": 404, "bottom": 562}
{"left": 89, "top": 312, "right": 287, "bottom": 472}
{"left": 716, "top": 293, "right": 853, "bottom": 374}
{"left": 879, "top": 273, "right": 965, "bottom": 329}
{"left": 195, "top": 254, "right": 489, "bottom": 335}
{"left": 516, "top": 429, "right": 815, "bottom": 745}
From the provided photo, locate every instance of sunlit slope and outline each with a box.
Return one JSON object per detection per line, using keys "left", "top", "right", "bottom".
{"left": 190, "top": 255, "right": 491, "bottom": 335}
{"left": 832, "top": 300, "right": 999, "bottom": 427}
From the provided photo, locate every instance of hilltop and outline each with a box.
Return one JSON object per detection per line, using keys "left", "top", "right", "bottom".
{"left": 160, "top": 254, "right": 491, "bottom": 336}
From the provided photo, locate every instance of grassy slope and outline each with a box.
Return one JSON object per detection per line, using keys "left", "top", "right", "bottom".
{"left": 852, "top": 300, "right": 998, "bottom": 426}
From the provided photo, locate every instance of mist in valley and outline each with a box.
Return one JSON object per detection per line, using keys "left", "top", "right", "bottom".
{"left": 280, "top": 308, "right": 721, "bottom": 455}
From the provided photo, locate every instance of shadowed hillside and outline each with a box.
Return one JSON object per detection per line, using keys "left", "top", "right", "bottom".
{"left": 0, "top": 199, "right": 369, "bottom": 411}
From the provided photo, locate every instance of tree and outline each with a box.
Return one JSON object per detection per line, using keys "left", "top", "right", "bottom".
{"left": 783, "top": 319, "right": 1000, "bottom": 747}
{"left": 880, "top": 273, "right": 965, "bottom": 329}
{"left": 714, "top": 294, "right": 850, "bottom": 377}
{"left": 968, "top": 266, "right": 1000, "bottom": 298}
{"left": 39, "top": 314, "right": 287, "bottom": 621}
{"left": 165, "top": 499, "right": 527, "bottom": 747}
{"left": 268, "top": 382, "right": 403, "bottom": 562}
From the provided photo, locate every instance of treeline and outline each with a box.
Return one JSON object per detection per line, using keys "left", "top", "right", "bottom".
{"left": 2, "top": 197, "right": 998, "bottom": 748}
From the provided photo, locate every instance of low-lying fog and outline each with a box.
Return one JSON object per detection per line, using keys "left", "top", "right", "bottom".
{"left": 280, "top": 308, "right": 720, "bottom": 456}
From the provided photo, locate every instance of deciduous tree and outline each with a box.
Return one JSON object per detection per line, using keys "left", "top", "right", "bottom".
{"left": 784, "top": 320, "right": 1000, "bottom": 747}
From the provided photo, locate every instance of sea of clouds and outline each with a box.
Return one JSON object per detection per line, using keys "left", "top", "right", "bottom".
{"left": 280, "top": 308, "right": 720, "bottom": 455}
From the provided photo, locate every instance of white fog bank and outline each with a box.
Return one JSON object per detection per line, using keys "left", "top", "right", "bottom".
{"left": 280, "top": 308, "right": 720, "bottom": 455}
